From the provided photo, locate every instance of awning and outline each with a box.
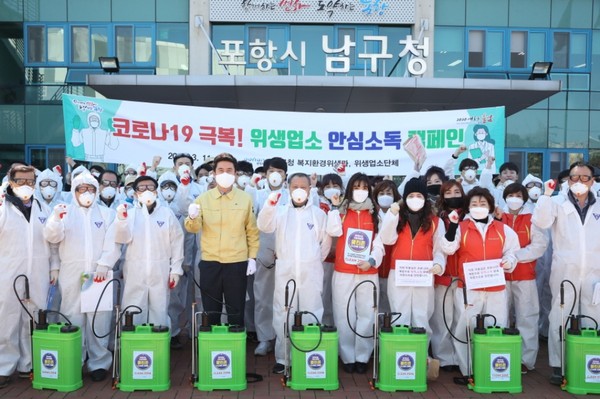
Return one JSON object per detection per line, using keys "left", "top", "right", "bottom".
{"left": 87, "top": 75, "right": 561, "bottom": 117}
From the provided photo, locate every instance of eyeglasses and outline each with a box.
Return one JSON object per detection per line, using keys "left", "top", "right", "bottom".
{"left": 12, "top": 178, "right": 36, "bottom": 187}
{"left": 136, "top": 184, "right": 157, "bottom": 192}
{"left": 101, "top": 180, "right": 118, "bottom": 188}
{"left": 569, "top": 175, "right": 592, "bottom": 183}
{"left": 39, "top": 180, "right": 58, "bottom": 188}
{"left": 75, "top": 186, "right": 97, "bottom": 193}
{"left": 462, "top": 166, "right": 477, "bottom": 171}
{"left": 525, "top": 182, "right": 543, "bottom": 189}
{"left": 160, "top": 183, "right": 177, "bottom": 190}
{"left": 125, "top": 171, "right": 137, "bottom": 176}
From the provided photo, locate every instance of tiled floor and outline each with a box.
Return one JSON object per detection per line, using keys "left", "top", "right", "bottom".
{"left": 0, "top": 334, "right": 586, "bottom": 398}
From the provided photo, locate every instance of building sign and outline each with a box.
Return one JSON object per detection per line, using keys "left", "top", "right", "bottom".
{"left": 210, "top": 0, "right": 415, "bottom": 24}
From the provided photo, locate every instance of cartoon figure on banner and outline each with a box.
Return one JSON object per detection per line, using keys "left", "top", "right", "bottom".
{"left": 467, "top": 124, "right": 496, "bottom": 171}
{"left": 71, "top": 111, "right": 118, "bottom": 162}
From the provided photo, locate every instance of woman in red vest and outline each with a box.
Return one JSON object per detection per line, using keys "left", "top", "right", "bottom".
{"left": 442, "top": 187, "right": 520, "bottom": 384}
{"left": 380, "top": 178, "right": 446, "bottom": 340}
{"left": 501, "top": 183, "right": 548, "bottom": 374}
{"left": 430, "top": 179, "right": 466, "bottom": 372}
{"left": 327, "top": 172, "right": 384, "bottom": 374}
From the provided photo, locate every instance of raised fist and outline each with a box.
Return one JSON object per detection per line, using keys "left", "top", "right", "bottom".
{"left": 544, "top": 179, "right": 557, "bottom": 196}
{"left": 53, "top": 204, "right": 67, "bottom": 220}
{"left": 188, "top": 203, "right": 200, "bottom": 219}
{"left": 117, "top": 204, "right": 128, "bottom": 221}
{"left": 52, "top": 165, "right": 62, "bottom": 176}
{"left": 448, "top": 210, "right": 460, "bottom": 224}
{"left": 267, "top": 192, "right": 281, "bottom": 206}
{"left": 390, "top": 201, "right": 400, "bottom": 216}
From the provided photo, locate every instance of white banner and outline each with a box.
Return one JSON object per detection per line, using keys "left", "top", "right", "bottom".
{"left": 463, "top": 259, "right": 505, "bottom": 290}
{"left": 394, "top": 260, "right": 433, "bottom": 287}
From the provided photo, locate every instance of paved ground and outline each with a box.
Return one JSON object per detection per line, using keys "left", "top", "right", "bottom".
{"left": 0, "top": 335, "right": 587, "bottom": 398}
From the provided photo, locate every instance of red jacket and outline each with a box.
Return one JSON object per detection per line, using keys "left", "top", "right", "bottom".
{"left": 501, "top": 213, "right": 536, "bottom": 281}
{"left": 334, "top": 209, "right": 378, "bottom": 275}
{"left": 390, "top": 217, "right": 439, "bottom": 265}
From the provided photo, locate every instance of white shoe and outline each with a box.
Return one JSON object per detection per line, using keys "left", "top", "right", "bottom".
{"left": 254, "top": 340, "right": 274, "bottom": 356}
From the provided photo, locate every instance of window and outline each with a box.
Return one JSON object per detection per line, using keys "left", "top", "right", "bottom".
{"left": 27, "top": 25, "right": 65, "bottom": 64}
{"left": 510, "top": 31, "right": 526, "bottom": 68}
{"left": 468, "top": 30, "right": 484, "bottom": 67}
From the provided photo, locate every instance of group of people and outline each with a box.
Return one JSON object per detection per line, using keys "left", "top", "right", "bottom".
{"left": 1, "top": 147, "right": 599, "bottom": 389}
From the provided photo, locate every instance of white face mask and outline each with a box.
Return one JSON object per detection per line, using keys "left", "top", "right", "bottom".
{"left": 463, "top": 169, "right": 477, "bottom": 182}
{"left": 13, "top": 185, "right": 34, "bottom": 201}
{"left": 101, "top": 186, "right": 116, "bottom": 200}
{"left": 215, "top": 172, "right": 236, "bottom": 189}
{"left": 268, "top": 172, "right": 283, "bottom": 188}
{"left": 177, "top": 164, "right": 191, "bottom": 177}
{"left": 476, "top": 133, "right": 486, "bottom": 141}
{"left": 506, "top": 197, "right": 524, "bottom": 211}
{"left": 570, "top": 182, "right": 589, "bottom": 196}
{"left": 41, "top": 186, "right": 56, "bottom": 200}
{"left": 291, "top": 188, "right": 308, "bottom": 204}
{"left": 138, "top": 191, "right": 156, "bottom": 206}
{"left": 237, "top": 175, "right": 250, "bottom": 188}
{"left": 528, "top": 187, "right": 541, "bottom": 201}
{"left": 406, "top": 197, "right": 425, "bottom": 212}
{"left": 78, "top": 192, "right": 95, "bottom": 207}
{"left": 352, "top": 189, "right": 369, "bottom": 203}
{"left": 91, "top": 171, "right": 100, "bottom": 178}
{"left": 198, "top": 176, "right": 208, "bottom": 185}
{"left": 377, "top": 194, "right": 394, "bottom": 208}
{"left": 125, "top": 188, "right": 134, "bottom": 199}
{"left": 323, "top": 187, "right": 341, "bottom": 200}
{"left": 161, "top": 188, "right": 175, "bottom": 201}
{"left": 470, "top": 206, "right": 490, "bottom": 220}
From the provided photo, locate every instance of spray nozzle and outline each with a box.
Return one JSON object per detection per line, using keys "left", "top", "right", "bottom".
{"left": 560, "top": 281, "right": 565, "bottom": 306}
{"left": 285, "top": 284, "right": 289, "bottom": 308}
{"left": 372, "top": 285, "right": 378, "bottom": 309}
{"left": 474, "top": 314, "right": 497, "bottom": 334}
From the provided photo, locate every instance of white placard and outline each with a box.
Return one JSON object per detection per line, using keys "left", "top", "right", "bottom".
{"left": 396, "top": 352, "right": 417, "bottom": 380}
{"left": 306, "top": 351, "right": 326, "bottom": 379}
{"left": 212, "top": 351, "right": 232, "bottom": 379}
{"left": 490, "top": 354, "right": 510, "bottom": 381}
{"left": 343, "top": 228, "right": 372, "bottom": 264}
{"left": 80, "top": 271, "right": 113, "bottom": 313}
{"left": 394, "top": 260, "right": 433, "bottom": 287}
{"left": 133, "top": 351, "right": 153, "bottom": 380}
{"left": 463, "top": 259, "right": 505, "bottom": 290}
{"left": 40, "top": 350, "right": 59, "bottom": 379}
{"left": 585, "top": 355, "right": 600, "bottom": 383}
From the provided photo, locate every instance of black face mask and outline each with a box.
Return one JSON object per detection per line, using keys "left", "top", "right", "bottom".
{"left": 426, "top": 184, "right": 441, "bottom": 196}
{"left": 445, "top": 197, "right": 464, "bottom": 210}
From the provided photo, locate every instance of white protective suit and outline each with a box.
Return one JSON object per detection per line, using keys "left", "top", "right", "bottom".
{"left": 379, "top": 210, "right": 447, "bottom": 338}
{"left": 532, "top": 191, "right": 600, "bottom": 367}
{"left": 0, "top": 187, "right": 51, "bottom": 375}
{"left": 71, "top": 112, "right": 118, "bottom": 162}
{"left": 257, "top": 197, "right": 331, "bottom": 366}
{"left": 34, "top": 168, "right": 66, "bottom": 209}
{"left": 441, "top": 214, "right": 520, "bottom": 376}
{"left": 108, "top": 197, "right": 185, "bottom": 326}
{"left": 44, "top": 173, "right": 120, "bottom": 371}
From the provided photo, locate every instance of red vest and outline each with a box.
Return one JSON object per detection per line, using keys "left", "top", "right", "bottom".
{"left": 501, "top": 213, "right": 536, "bottom": 281}
{"left": 334, "top": 209, "right": 378, "bottom": 275}
{"left": 436, "top": 215, "right": 460, "bottom": 286}
{"left": 457, "top": 219, "right": 506, "bottom": 292}
{"left": 390, "top": 217, "right": 439, "bottom": 265}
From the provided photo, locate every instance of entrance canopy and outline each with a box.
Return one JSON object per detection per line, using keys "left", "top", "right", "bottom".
{"left": 88, "top": 75, "right": 560, "bottom": 117}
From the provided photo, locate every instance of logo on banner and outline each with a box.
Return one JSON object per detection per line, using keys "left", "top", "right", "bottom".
{"left": 307, "top": 353, "right": 324, "bottom": 370}
{"left": 135, "top": 353, "right": 152, "bottom": 371}
{"left": 39, "top": 217, "right": 47, "bottom": 224}
{"left": 133, "top": 351, "right": 153, "bottom": 379}
{"left": 157, "top": 221, "right": 165, "bottom": 227}
{"left": 95, "top": 221, "right": 103, "bottom": 228}
{"left": 490, "top": 354, "right": 510, "bottom": 381}
{"left": 306, "top": 351, "right": 326, "bottom": 379}
{"left": 347, "top": 230, "right": 370, "bottom": 253}
{"left": 213, "top": 353, "right": 231, "bottom": 370}
{"left": 398, "top": 354, "right": 415, "bottom": 371}
{"left": 212, "top": 351, "right": 233, "bottom": 379}
{"left": 492, "top": 356, "right": 509, "bottom": 373}
{"left": 588, "top": 357, "right": 600, "bottom": 374}
{"left": 41, "top": 350, "right": 59, "bottom": 379}
{"left": 396, "top": 352, "right": 416, "bottom": 380}
{"left": 42, "top": 352, "right": 57, "bottom": 370}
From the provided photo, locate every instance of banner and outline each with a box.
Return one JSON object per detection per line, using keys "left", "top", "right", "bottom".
{"left": 62, "top": 94, "right": 505, "bottom": 175}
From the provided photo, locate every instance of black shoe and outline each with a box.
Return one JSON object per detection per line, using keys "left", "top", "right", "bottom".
{"left": 18, "top": 371, "right": 31, "bottom": 379}
{"left": 0, "top": 376, "right": 9, "bottom": 389}
{"left": 342, "top": 363, "right": 355, "bottom": 373}
{"left": 453, "top": 375, "right": 471, "bottom": 385}
{"left": 550, "top": 367, "right": 563, "bottom": 386}
{"left": 272, "top": 363, "right": 285, "bottom": 374}
{"left": 441, "top": 365, "right": 460, "bottom": 372}
{"left": 170, "top": 336, "right": 183, "bottom": 350}
{"left": 90, "top": 368, "right": 107, "bottom": 382}
{"left": 355, "top": 362, "right": 368, "bottom": 374}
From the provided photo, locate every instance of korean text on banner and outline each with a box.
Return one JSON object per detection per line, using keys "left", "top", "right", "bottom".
{"left": 394, "top": 260, "right": 433, "bottom": 287}
{"left": 462, "top": 259, "right": 505, "bottom": 290}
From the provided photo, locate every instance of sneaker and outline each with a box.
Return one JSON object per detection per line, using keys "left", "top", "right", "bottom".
{"left": 90, "top": 368, "right": 107, "bottom": 382}
{"left": 272, "top": 363, "right": 285, "bottom": 374}
{"left": 521, "top": 364, "right": 529, "bottom": 374}
{"left": 355, "top": 362, "right": 368, "bottom": 374}
{"left": 170, "top": 336, "right": 183, "bottom": 350}
{"left": 342, "top": 363, "right": 355, "bottom": 373}
{"left": 0, "top": 376, "right": 9, "bottom": 389}
{"left": 550, "top": 367, "right": 563, "bottom": 386}
{"left": 453, "top": 375, "right": 471, "bottom": 385}
{"left": 18, "top": 371, "right": 31, "bottom": 379}
{"left": 254, "top": 340, "right": 274, "bottom": 356}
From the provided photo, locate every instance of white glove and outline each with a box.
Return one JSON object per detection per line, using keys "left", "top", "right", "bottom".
{"left": 53, "top": 203, "right": 67, "bottom": 220}
{"left": 544, "top": 179, "right": 557, "bottom": 196}
{"left": 267, "top": 192, "right": 281, "bottom": 206}
{"left": 331, "top": 193, "right": 342, "bottom": 207}
{"left": 50, "top": 270, "right": 59, "bottom": 284}
{"left": 246, "top": 258, "right": 257, "bottom": 276}
{"left": 429, "top": 264, "right": 443, "bottom": 275}
{"left": 390, "top": 201, "right": 400, "bottom": 215}
{"left": 94, "top": 265, "right": 109, "bottom": 282}
{"left": 250, "top": 174, "right": 262, "bottom": 188}
{"left": 448, "top": 210, "right": 460, "bottom": 224}
{"left": 116, "top": 204, "right": 128, "bottom": 221}
{"left": 188, "top": 203, "right": 200, "bottom": 219}
{"left": 169, "top": 274, "right": 180, "bottom": 289}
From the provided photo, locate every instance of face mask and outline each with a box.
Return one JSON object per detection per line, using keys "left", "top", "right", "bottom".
{"left": 377, "top": 194, "right": 394, "bottom": 208}
{"left": 427, "top": 184, "right": 441, "bottom": 196}
{"left": 268, "top": 172, "right": 283, "bottom": 188}
{"left": 506, "top": 197, "right": 524, "bottom": 211}
{"left": 91, "top": 171, "right": 100, "bottom": 178}
{"left": 528, "top": 187, "right": 541, "bottom": 201}
{"left": 352, "top": 189, "right": 369, "bottom": 203}
{"left": 41, "top": 186, "right": 56, "bottom": 200}
{"left": 138, "top": 191, "right": 156, "bottom": 206}
{"left": 125, "top": 188, "right": 134, "bottom": 199}
{"left": 570, "top": 182, "right": 589, "bottom": 196}
{"left": 161, "top": 188, "right": 175, "bottom": 201}
{"left": 215, "top": 172, "right": 235, "bottom": 189}
{"left": 476, "top": 133, "right": 486, "bottom": 141}
{"left": 470, "top": 206, "right": 490, "bottom": 220}
{"left": 237, "top": 175, "right": 250, "bottom": 188}
{"left": 177, "top": 164, "right": 190, "bottom": 177}
{"left": 13, "top": 185, "right": 34, "bottom": 201}
{"left": 323, "top": 187, "right": 341, "bottom": 200}
{"left": 101, "top": 186, "right": 116, "bottom": 200}
{"left": 78, "top": 192, "right": 95, "bottom": 207}
{"left": 463, "top": 169, "right": 477, "bottom": 182}
{"left": 291, "top": 188, "right": 308, "bottom": 204}
{"left": 406, "top": 197, "right": 425, "bottom": 212}
{"left": 445, "top": 197, "right": 464, "bottom": 210}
